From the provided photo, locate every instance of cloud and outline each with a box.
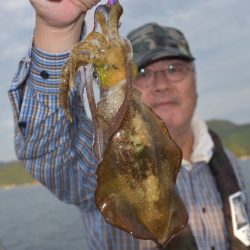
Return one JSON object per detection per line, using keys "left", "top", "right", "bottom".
{"left": 197, "top": 85, "right": 250, "bottom": 123}
{"left": 0, "top": 1, "right": 28, "bottom": 11}
{"left": 0, "top": 2, "right": 34, "bottom": 62}
{"left": 1, "top": 0, "right": 250, "bottom": 161}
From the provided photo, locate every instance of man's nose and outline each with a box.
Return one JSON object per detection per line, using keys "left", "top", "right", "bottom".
{"left": 153, "top": 71, "right": 172, "bottom": 92}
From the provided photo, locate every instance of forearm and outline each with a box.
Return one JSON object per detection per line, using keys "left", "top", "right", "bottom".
{"left": 9, "top": 42, "right": 97, "bottom": 209}
{"left": 34, "top": 13, "right": 85, "bottom": 53}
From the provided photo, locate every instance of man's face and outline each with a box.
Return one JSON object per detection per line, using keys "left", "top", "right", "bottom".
{"left": 134, "top": 59, "right": 197, "bottom": 135}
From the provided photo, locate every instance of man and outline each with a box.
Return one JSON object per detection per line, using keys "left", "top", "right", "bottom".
{"left": 128, "top": 23, "right": 250, "bottom": 250}
{"left": 9, "top": 0, "right": 249, "bottom": 249}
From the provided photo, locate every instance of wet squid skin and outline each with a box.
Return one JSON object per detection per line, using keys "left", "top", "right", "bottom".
{"left": 95, "top": 89, "right": 189, "bottom": 248}
{"left": 60, "top": 0, "right": 188, "bottom": 248}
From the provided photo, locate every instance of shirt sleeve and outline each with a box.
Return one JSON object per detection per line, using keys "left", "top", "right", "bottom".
{"left": 8, "top": 44, "right": 98, "bottom": 210}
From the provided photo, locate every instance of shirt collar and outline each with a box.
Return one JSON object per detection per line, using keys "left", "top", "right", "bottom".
{"left": 182, "top": 114, "right": 214, "bottom": 170}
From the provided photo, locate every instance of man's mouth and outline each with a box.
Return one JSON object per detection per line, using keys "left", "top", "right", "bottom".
{"left": 151, "top": 100, "right": 177, "bottom": 109}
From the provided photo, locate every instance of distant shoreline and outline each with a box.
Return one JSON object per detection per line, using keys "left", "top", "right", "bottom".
{"left": 0, "top": 157, "right": 249, "bottom": 190}
{"left": 0, "top": 181, "right": 39, "bottom": 191}
{"left": 239, "top": 155, "right": 250, "bottom": 160}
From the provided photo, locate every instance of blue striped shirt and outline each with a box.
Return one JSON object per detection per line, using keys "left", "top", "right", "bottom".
{"left": 9, "top": 44, "right": 248, "bottom": 250}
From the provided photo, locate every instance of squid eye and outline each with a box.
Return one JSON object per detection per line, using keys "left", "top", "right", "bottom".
{"left": 93, "top": 70, "right": 98, "bottom": 79}
{"left": 112, "top": 65, "right": 119, "bottom": 70}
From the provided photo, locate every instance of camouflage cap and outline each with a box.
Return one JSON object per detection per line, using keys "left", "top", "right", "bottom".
{"left": 127, "top": 23, "right": 195, "bottom": 69}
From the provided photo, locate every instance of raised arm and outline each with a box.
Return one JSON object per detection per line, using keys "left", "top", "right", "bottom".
{"left": 9, "top": 0, "right": 100, "bottom": 210}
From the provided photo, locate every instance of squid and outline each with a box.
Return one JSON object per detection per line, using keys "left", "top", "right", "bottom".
{"left": 59, "top": 0, "right": 188, "bottom": 248}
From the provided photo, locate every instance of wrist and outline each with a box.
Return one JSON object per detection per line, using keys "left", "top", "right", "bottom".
{"left": 33, "top": 14, "right": 85, "bottom": 53}
{"left": 28, "top": 47, "right": 70, "bottom": 94}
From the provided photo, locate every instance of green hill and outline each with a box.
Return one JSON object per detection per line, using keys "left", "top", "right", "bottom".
{"left": 0, "top": 119, "right": 249, "bottom": 187}
{"left": 207, "top": 119, "right": 250, "bottom": 157}
{"left": 0, "top": 161, "right": 34, "bottom": 187}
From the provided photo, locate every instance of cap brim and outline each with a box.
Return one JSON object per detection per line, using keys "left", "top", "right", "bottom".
{"left": 136, "top": 49, "right": 195, "bottom": 69}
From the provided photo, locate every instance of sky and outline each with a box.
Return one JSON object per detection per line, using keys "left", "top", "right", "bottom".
{"left": 1, "top": 0, "right": 250, "bottom": 162}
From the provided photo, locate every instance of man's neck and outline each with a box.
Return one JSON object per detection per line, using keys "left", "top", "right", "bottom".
{"left": 170, "top": 126, "right": 194, "bottom": 162}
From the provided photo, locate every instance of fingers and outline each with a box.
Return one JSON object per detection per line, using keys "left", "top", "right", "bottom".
{"left": 71, "top": 0, "right": 100, "bottom": 12}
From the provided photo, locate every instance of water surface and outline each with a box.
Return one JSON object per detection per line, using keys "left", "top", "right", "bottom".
{"left": 0, "top": 160, "right": 249, "bottom": 250}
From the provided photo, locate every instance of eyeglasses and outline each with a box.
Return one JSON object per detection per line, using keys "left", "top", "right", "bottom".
{"left": 134, "top": 63, "right": 194, "bottom": 89}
